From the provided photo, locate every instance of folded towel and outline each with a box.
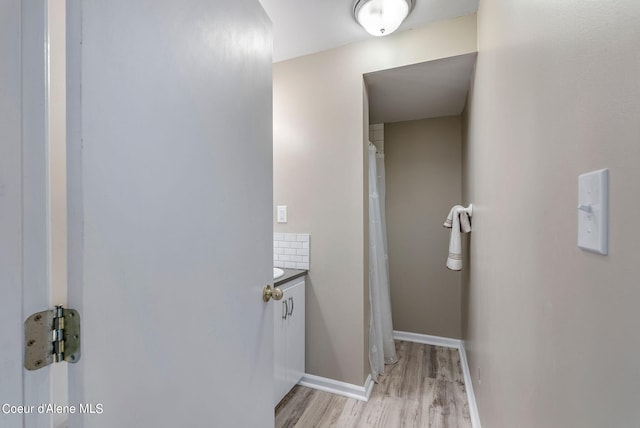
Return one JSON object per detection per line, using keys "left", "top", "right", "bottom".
{"left": 443, "top": 205, "right": 472, "bottom": 271}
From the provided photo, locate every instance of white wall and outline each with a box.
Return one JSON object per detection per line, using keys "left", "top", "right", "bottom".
{"left": 463, "top": 0, "right": 640, "bottom": 426}
{"left": 274, "top": 15, "right": 477, "bottom": 385}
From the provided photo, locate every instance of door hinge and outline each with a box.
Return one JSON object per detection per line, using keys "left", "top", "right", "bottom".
{"left": 24, "top": 305, "right": 81, "bottom": 371}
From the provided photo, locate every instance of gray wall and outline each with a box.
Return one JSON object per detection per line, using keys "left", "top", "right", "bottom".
{"left": 463, "top": 0, "right": 640, "bottom": 426}
{"left": 273, "top": 15, "right": 477, "bottom": 386}
{"left": 385, "top": 117, "right": 462, "bottom": 339}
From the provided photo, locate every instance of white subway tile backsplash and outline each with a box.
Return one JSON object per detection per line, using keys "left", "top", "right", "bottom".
{"left": 274, "top": 232, "right": 310, "bottom": 270}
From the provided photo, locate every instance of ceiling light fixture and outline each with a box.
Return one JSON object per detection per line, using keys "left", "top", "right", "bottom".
{"left": 354, "top": 0, "right": 414, "bottom": 37}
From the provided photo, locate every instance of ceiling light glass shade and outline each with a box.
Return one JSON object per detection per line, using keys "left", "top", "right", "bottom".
{"left": 354, "top": 0, "right": 413, "bottom": 37}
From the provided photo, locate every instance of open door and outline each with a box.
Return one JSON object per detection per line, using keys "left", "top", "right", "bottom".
{"left": 1, "top": 1, "right": 54, "bottom": 427}
{"left": 66, "top": 1, "right": 274, "bottom": 426}
{"left": 0, "top": 1, "right": 28, "bottom": 425}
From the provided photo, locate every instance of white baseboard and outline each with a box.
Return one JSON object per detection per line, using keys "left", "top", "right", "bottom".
{"left": 393, "top": 330, "right": 481, "bottom": 428}
{"left": 459, "top": 342, "right": 481, "bottom": 428}
{"left": 393, "top": 330, "right": 463, "bottom": 349}
{"left": 298, "top": 373, "right": 374, "bottom": 402}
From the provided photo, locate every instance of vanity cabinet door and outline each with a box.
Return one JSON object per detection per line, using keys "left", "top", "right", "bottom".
{"left": 274, "top": 297, "right": 288, "bottom": 406}
{"left": 274, "top": 277, "right": 306, "bottom": 406}
{"left": 286, "top": 281, "right": 305, "bottom": 388}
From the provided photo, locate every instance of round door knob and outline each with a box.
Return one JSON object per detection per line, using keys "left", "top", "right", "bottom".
{"left": 263, "top": 285, "right": 284, "bottom": 302}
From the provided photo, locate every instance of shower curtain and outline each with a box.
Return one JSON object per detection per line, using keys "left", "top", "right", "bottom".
{"left": 368, "top": 143, "right": 397, "bottom": 381}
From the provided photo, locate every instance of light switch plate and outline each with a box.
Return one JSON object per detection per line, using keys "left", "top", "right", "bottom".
{"left": 577, "top": 168, "right": 608, "bottom": 255}
{"left": 276, "top": 205, "right": 287, "bottom": 224}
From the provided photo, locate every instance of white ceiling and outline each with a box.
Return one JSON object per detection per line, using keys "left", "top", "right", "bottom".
{"left": 258, "top": 0, "right": 479, "bottom": 62}
{"left": 365, "top": 53, "right": 477, "bottom": 123}
{"left": 259, "top": 1, "right": 479, "bottom": 124}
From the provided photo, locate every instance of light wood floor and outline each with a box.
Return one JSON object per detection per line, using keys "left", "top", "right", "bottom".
{"left": 275, "top": 340, "right": 471, "bottom": 428}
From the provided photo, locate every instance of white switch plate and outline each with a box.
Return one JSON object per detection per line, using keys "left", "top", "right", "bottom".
{"left": 276, "top": 205, "right": 287, "bottom": 223}
{"left": 577, "top": 168, "right": 608, "bottom": 255}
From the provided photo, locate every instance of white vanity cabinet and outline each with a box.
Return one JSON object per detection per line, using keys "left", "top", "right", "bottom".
{"left": 274, "top": 277, "right": 305, "bottom": 406}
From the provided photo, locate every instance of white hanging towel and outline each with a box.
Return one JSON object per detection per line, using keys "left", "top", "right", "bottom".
{"left": 443, "top": 205, "right": 472, "bottom": 270}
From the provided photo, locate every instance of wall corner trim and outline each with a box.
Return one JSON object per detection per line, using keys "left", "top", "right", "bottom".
{"left": 298, "top": 373, "right": 374, "bottom": 402}
{"left": 393, "top": 331, "right": 481, "bottom": 428}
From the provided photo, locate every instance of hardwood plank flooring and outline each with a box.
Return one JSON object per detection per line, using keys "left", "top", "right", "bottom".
{"left": 275, "top": 341, "right": 471, "bottom": 428}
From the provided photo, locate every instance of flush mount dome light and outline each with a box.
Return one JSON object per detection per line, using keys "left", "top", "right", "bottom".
{"left": 354, "top": 0, "right": 414, "bottom": 37}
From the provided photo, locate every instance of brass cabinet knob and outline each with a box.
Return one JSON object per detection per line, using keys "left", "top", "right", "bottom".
{"left": 263, "top": 284, "right": 284, "bottom": 302}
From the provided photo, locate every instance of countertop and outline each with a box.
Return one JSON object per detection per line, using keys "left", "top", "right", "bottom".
{"left": 275, "top": 268, "right": 308, "bottom": 287}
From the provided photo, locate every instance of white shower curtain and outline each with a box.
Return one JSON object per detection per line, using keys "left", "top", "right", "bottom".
{"left": 368, "top": 143, "right": 397, "bottom": 381}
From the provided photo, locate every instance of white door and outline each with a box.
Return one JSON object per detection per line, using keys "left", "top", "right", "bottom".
{"left": 1, "top": 1, "right": 53, "bottom": 427}
{"left": 0, "top": 2, "right": 27, "bottom": 426}
{"left": 66, "top": 1, "right": 274, "bottom": 427}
